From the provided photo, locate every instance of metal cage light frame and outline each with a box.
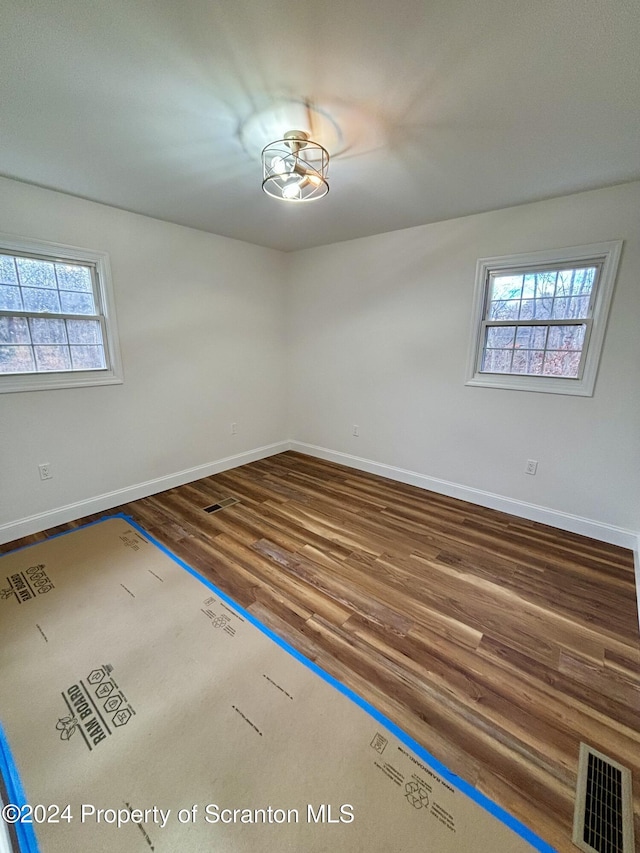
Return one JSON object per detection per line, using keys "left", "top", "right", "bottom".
{"left": 261, "top": 130, "right": 329, "bottom": 202}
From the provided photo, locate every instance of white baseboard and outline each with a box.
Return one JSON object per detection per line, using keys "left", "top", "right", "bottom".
{"left": 3, "top": 437, "right": 638, "bottom": 560}
{"left": 289, "top": 441, "right": 639, "bottom": 551}
{"left": 0, "top": 441, "right": 290, "bottom": 546}
{"left": 634, "top": 536, "right": 640, "bottom": 629}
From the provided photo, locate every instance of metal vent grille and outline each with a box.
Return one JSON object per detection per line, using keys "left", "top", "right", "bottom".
{"left": 573, "top": 743, "right": 635, "bottom": 853}
{"left": 203, "top": 497, "right": 240, "bottom": 514}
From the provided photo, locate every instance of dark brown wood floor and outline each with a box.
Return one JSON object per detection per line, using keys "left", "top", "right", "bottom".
{"left": 3, "top": 451, "right": 639, "bottom": 851}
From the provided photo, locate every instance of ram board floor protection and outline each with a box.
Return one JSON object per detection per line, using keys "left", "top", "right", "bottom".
{"left": 0, "top": 515, "right": 555, "bottom": 853}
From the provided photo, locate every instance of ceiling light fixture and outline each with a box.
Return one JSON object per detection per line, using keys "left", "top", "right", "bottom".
{"left": 262, "top": 130, "right": 329, "bottom": 202}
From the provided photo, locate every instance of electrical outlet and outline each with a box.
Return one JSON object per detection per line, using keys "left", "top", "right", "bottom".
{"left": 352, "top": 425, "right": 359, "bottom": 437}
{"left": 38, "top": 463, "right": 52, "bottom": 480}
{"left": 525, "top": 459, "right": 538, "bottom": 475}
{"left": 231, "top": 422, "right": 237, "bottom": 435}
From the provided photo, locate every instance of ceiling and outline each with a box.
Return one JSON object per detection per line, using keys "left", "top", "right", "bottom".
{"left": 2, "top": 0, "right": 639, "bottom": 252}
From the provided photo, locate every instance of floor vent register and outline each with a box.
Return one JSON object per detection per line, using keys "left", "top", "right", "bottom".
{"left": 572, "top": 743, "right": 635, "bottom": 853}
{"left": 203, "top": 497, "right": 240, "bottom": 514}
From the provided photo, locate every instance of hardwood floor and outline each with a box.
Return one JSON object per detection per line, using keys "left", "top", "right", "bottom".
{"left": 2, "top": 451, "right": 639, "bottom": 851}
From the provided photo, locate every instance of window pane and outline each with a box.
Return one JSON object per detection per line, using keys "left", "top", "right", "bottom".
{"left": 55, "top": 263, "right": 92, "bottom": 292}
{"left": 488, "top": 300, "right": 520, "bottom": 320}
{"left": 0, "top": 345, "right": 35, "bottom": 373}
{"left": 515, "top": 327, "right": 548, "bottom": 349}
{"left": 552, "top": 294, "right": 590, "bottom": 319}
{"left": 520, "top": 274, "right": 537, "bottom": 300}
{"left": 482, "top": 349, "right": 512, "bottom": 372}
{"left": 0, "top": 285, "right": 23, "bottom": 311}
{"left": 59, "top": 290, "right": 95, "bottom": 314}
{"left": 486, "top": 326, "right": 515, "bottom": 348}
{"left": 524, "top": 271, "right": 557, "bottom": 300}
{"left": 15, "top": 257, "right": 57, "bottom": 289}
{"left": 533, "top": 327, "right": 548, "bottom": 348}
{"left": 22, "top": 287, "right": 61, "bottom": 313}
{"left": 0, "top": 317, "right": 30, "bottom": 344}
{"left": 566, "top": 352, "right": 582, "bottom": 376}
{"left": 67, "top": 319, "right": 102, "bottom": 344}
{"left": 521, "top": 274, "right": 535, "bottom": 300}
{"left": 70, "top": 345, "right": 106, "bottom": 370}
{"left": 515, "top": 327, "right": 532, "bottom": 348}
{"left": 491, "top": 274, "right": 523, "bottom": 301}
{"left": 0, "top": 255, "right": 18, "bottom": 285}
{"left": 511, "top": 350, "right": 529, "bottom": 374}
{"left": 556, "top": 267, "right": 596, "bottom": 297}
{"left": 568, "top": 296, "right": 590, "bottom": 318}
{"left": 526, "top": 350, "right": 544, "bottom": 375}
{"left": 542, "top": 351, "right": 581, "bottom": 378}
{"left": 555, "top": 270, "right": 574, "bottom": 297}
{"left": 33, "top": 345, "right": 71, "bottom": 371}
{"left": 547, "top": 324, "right": 586, "bottom": 351}
{"left": 510, "top": 349, "right": 546, "bottom": 376}
{"left": 29, "top": 318, "right": 68, "bottom": 345}
{"left": 579, "top": 267, "right": 596, "bottom": 294}
{"left": 519, "top": 298, "right": 552, "bottom": 320}
{"left": 553, "top": 296, "right": 589, "bottom": 320}
{"left": 551, "top": 297, "right": 570, "bottom": 319}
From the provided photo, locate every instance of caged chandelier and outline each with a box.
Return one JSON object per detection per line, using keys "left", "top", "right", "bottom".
{"left": 262, "top": 130, "right": 329, "bottom": 202}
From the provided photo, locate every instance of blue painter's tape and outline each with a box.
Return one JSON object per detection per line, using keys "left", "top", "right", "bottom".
{"left": 1, "top": 513, "right": 557, "bottom": 852}
{"left": 0, "top": 726, "right": 41, "bottom": 853}
{"left": 0, "top": 517, "right": 110, "bottom": 557}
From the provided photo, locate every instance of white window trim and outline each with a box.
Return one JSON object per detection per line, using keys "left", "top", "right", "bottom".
{"left": 0, "top": 232, "right": 123, "bottom": 393}
{"left": 465, "top": 240, "right": 623, "bottom": 396}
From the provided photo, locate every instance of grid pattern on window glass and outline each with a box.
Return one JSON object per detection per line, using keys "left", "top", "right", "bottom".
{"left": 0, "top": 253, "right": 107, "bottom": 374}
{"left": 480, "top": 265, "right": 597, "bottom": 379}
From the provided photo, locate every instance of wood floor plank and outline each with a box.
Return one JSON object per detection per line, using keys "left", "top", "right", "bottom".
{"left": 1, "top": 450, "right": 638, "bottom": 852}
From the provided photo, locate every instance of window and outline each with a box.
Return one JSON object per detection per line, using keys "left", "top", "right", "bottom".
{"left": 0, "top": 234, "right": 122, "bottom": 393}
{"left": 466, "top": 241, "right": 622, "bottom": 396}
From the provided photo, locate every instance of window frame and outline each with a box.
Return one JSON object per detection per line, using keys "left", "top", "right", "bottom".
{"left": 0, "top": 233, "right": 123, "bottom": 393}
{"left": 465, "top": 241, "right": 623, "bottom": 396}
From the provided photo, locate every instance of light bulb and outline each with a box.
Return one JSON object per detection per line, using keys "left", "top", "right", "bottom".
{"left": 282, "top": 182, "right": 302, "bottom": 200}
{"left": 271, "top": 156, "right": 287, "bottom": 175}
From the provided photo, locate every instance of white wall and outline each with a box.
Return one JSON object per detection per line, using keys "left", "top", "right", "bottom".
{"left": 287, "top": 182, "right": 640, "bottom": 536}
{"left": 0, "top": 178, "right": 288, "bottom": 538}
{"left": 2, "top": 178, "right": 639, "bottom": 546}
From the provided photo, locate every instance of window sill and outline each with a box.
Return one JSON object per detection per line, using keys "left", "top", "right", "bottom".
{"left": 465, "top": 373, "right": 594, "bottom": 396}
{"left": 0, "top": 370, "right": 123, "bottom": 394}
